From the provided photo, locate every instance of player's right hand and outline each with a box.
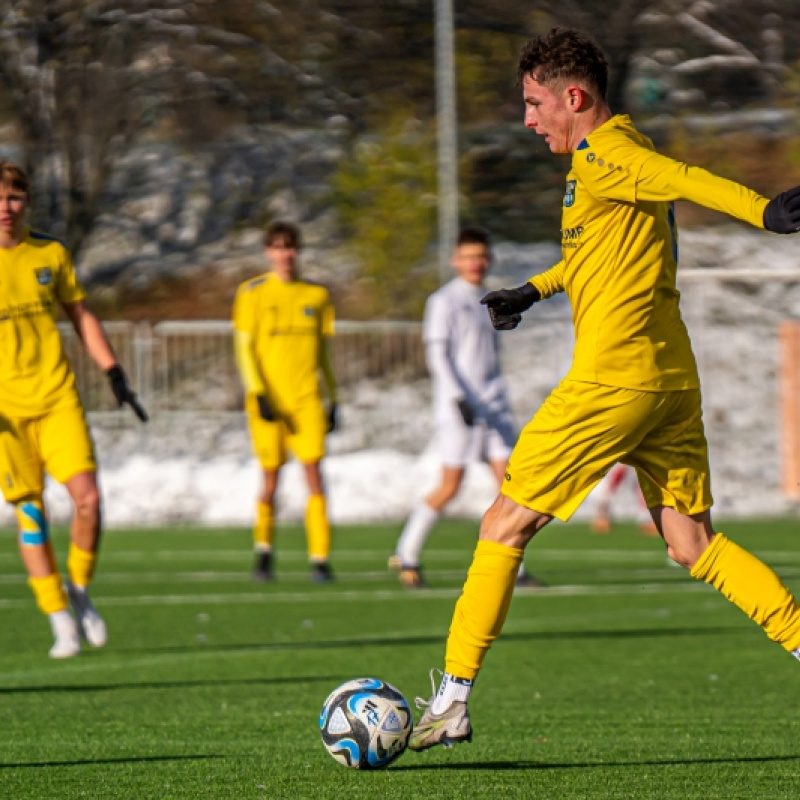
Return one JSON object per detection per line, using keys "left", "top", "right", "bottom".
{"left": 480, "top": 283, "right": 540, "bottom": 330}
{"left": 457, "top": 398, "right": 475, "bottom": 427}
{"left": 256, "top": 395, "right": 275, "bottom": 422}
{"left": 763, "top": 186, "right": 800, "bottom": 233}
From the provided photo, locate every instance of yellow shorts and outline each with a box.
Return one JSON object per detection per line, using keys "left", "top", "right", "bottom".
{"left": 246, "top": 396, "right": 326, "bottom": 470}
{"left": 503, "top": 381, "right": 712, "bottom": 521}
{"left": 0, "top": 404, "right": 97, "bottom": 503}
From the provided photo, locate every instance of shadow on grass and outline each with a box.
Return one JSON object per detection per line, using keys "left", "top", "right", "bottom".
{"left": 122, "top": 624, "right": 747, "bottom": 657}
{"left": 0, "top": 674, "right": 336, "bottom": 695}
{"left": 392, "top": 753, "right": 800, "bottom": 771}
{"left": 0, "top": 754, "right": 224, "bottom": 770}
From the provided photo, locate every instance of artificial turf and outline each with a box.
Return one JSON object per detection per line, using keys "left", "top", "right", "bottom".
{"left": 1, "top": 519, "right": 800, "bottom": 799}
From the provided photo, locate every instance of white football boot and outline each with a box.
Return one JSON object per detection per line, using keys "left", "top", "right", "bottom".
{"left": 48, "top": 610, "right": 81, "bottom": 659}
{"left": 67, "top": 583, "right": 108, "bottom": 648}
{"left": 408, "top": 670, "right": 473, "bottom": 751}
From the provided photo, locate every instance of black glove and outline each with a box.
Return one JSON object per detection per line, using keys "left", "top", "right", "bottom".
{"left": 326, "top": 402, "right": 338, "bottom": 433}
{"left": 256, "top": 395, "right": 275, "bottom": 422}
{"left": 106, "top": 365, "right": 148, "bottom": 422}
{"left": 457, "top": 398, "right": 475, "bottom": 427}
{"left": 480, "top": 283, "right": 540, "bottom": 330}
{"left": 764, "top": 186, "right": 800, "bottom": 233}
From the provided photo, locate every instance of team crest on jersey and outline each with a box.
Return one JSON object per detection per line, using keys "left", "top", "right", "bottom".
{"left": 35, "top": 267, "right": 53, "bottom": 286}
{"left": 303, "top": 306, "right": 316, "bottom": 317}
{"left": 563, "top": 180, "right": 577, "bottom": 207}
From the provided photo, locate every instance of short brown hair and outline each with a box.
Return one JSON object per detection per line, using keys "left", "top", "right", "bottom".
{"left": 0, "top": 159, "right": 29, "bottom": 195}
{"left": 457, "top": 227, "right": 490, "bottom": 248}
{"left": 517, "top": 27, "right": 608, "bottom": 100}
{"left": 265, "top": 221, "right": 301, "bottom": 249}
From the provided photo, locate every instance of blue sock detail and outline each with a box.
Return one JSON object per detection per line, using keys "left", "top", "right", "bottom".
{"left": 18, "top": 502, "right": 49, "bottom": 546}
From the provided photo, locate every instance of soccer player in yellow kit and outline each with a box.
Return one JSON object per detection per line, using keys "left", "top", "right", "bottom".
{"left": 409, "top": 27, "right": 800, "bottom": 751}
{"left": 233, "top": 221, "right": 338, "bottom": 582}
{"left": 0, "top": 160, "right": 147, "bottom": 658}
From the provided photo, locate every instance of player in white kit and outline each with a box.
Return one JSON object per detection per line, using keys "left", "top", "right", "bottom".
{"left": 390, "top": 228, "right": 540, "bottom": 588}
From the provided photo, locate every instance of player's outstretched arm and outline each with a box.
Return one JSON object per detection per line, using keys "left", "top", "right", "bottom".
{"left": 480, "top": 283, "right": 540, "bottom": 331}
{"left": 763, "top": 186, "right": 800, "bottom": 234}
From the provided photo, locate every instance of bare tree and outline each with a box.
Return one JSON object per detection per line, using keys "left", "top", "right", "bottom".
{"left": 532, "top": 0, "right": 800, "bottom": 111}
{"left": 0, "top": 0, "right": 346, "bottom": 255}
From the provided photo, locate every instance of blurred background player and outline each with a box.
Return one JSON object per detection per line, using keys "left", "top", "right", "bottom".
{"left": 233, "top": 221, "right": 338, "bottom": 583}
{"left": 591, "top": 464, "right": 658, "bottom": 535}
{"left": 389, "top": 227, "right": 540, "bottom": 589}
{"left": 0, "top": 159, "right": 147, "bottom": 658}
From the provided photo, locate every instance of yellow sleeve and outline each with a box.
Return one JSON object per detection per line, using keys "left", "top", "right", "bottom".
{"left": 56, "top": 248, "right": 86, "bottom": 304}
{"left": 232, "top": 283, "right": 255, "bottom": 333}
{"left": 320, "top": 297, "right": 335, "bottom": 338}
{"left": 577, "top": 142, "right": 768, "bottom": 228}
{"left": 233, "top": 329, "right": 266, "bottom": 395}
{"left": 528, "top": 260, "right": 566, "bottom": 299}
{"left": 318, "top": 295, "right": 337, "bottom": 401}
{"left": 635, "top": 151, "right": 768, "bottom": 227}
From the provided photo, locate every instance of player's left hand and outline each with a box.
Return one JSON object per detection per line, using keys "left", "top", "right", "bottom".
{"left": 106, "top": 365, "right": 148, "bottom": 422}
{"left": 764, "top": 186, "right": 800, "bottom": 233}
{"left": 327, "top": 402, "right": 339, "bottom": 433}
{"left": 456, "top": 398, "right": 475, "bottom": 427}
{"left": 481, "top": 283, "right": 540, "bottom": 330}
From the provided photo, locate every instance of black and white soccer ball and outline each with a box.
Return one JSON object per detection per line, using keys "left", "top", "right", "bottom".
{"left": 319, "top": 677, "right": 413, "bottom": 769}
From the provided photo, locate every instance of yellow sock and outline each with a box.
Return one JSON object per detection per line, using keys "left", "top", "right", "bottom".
{"left": 67, "top": 543, "right": 97, "bottom": 589}
{"left": 445, "top": 540, "right": 524, "bottom": 680}
{"left": 306, "top": 494, "right": 331, "bottom": 562}
{"left": 253, "top": 501, "right": 274, "bottom": 552}
{"left": 691, "top": 532, "right": 800, "bottom": 652}
{"left": 28, "top": 573, "right": 68, "bottom": 615}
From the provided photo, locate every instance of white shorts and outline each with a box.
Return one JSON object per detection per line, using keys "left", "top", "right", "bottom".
{"left": 437, "top": 412, "right": 516, "bottom": 467}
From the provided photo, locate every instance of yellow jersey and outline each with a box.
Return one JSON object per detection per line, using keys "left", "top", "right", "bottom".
{"left": 530, "top": 114, "right": 769, "bottom": 392}
{"left": 0, "top": 229, "right": 85, "bottom": 418}
{"left": 232, "top": 272, "right": 335, "bottom": 409}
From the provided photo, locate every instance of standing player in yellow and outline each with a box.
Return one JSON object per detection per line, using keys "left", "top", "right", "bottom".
{"left": 0, "top": 159, "right": 147, "bottom": 658}
{"left": 233, "top": 221, "right": 338, "bottom": 582}
{"left": 409, "top": 27, "right": 800, "bottom": 751}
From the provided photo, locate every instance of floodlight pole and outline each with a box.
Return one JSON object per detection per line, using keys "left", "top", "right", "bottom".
{"left": 435, "top": 0, "right": 458, "bottom": 285}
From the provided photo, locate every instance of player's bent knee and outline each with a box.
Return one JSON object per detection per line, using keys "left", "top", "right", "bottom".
{"left": 14, "top": 499, "right": 49, "bottom": 546}
{"left": 479, "top": 495, "right": 548, "bottom": 548}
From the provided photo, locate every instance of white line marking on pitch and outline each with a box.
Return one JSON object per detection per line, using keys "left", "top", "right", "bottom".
{"left": 0, "top": 581, "right": 716, "bottom": 611}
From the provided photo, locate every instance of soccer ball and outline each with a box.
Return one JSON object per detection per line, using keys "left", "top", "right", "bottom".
{"left": 319, "top": 677, "right": 413, "bottom": 769}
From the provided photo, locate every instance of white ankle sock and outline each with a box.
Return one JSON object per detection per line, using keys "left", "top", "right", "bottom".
{"left": 49, "top": 609, "right": 75, "bottom": 634}
{"left": 431, "top": 672, "right": 473, "bottom": 714}
{"left": 395, "top": 502, "right": 439, "bottom": 568}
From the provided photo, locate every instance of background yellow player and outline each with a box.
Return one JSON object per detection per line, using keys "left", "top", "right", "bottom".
{"left": 0, "top": 159, "right": 147, "bottom": 658}
{"left": 233, "top": 221, "right": 338, "bottom": 582}
{"left": 409, "top": 27, "right": 800, "bottom": 752}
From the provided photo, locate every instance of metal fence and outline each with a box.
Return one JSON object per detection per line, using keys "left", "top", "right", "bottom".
{"left": 60, "top": 319, "right": 430, "bottom": 415}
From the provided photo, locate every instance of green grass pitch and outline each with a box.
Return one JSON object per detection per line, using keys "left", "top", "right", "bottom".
{"left": 2, "top": 519, "right": 800, "bottom": 799}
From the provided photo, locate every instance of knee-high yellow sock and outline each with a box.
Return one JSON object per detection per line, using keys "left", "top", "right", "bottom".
{"left": 253, "top": 501, "right": 274, "bottom": 552}
{"left": 306, "top": 494, "right": 331, "bottom": 562}
{"left": 28, "top": 573, "right": 68, "bottom": 616}
{"left": 67, "top": 543, "right": 97, "bottom": 589}
{"left": 691, "top": 532, "right": 800, "bottom": 652}
{"left": 445, "top": 540, "right": 524, "bottom": 680}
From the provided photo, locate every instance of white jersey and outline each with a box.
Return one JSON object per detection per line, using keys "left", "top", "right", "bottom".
{"left": 423, "top": 277, "right": 512, "bottom": 425}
